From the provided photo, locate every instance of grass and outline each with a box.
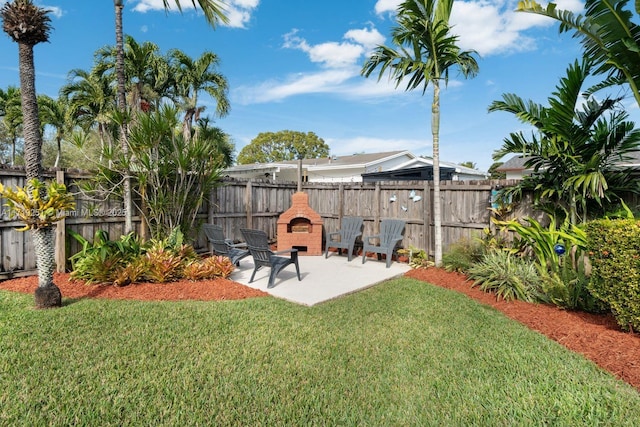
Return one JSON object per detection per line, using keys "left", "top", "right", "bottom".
{"left": 1, "top": 278, "right": 640, "bottom": 425}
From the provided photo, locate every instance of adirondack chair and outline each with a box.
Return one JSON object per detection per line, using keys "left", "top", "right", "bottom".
{"left": 240, "top": 228, "right": 301, "bottom": 288}
{"left": 362, "top": 219, "right": 405, "bottom": 268}
{"left": 325, "top": 216, "right": 363, "bottom": 261}
{"left": 202, "top": 224, "right": 250, "bottom": 266}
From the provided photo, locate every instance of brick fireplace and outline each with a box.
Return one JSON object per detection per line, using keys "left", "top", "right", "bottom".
{"left": 277, "top": 192, "right": 323, "bottom": 255}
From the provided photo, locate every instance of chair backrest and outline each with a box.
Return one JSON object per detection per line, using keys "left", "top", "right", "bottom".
{"left": 379, "top": 219, "right": 405, "bottom": 246}
{"left": 341, "top": 216, "right": 363, "bottom": 239}
{"left": 240, "top": 228, "right": 273, "bottom": 264}
{"left": 203, "top": 224, "right": 230, "bottom": 255}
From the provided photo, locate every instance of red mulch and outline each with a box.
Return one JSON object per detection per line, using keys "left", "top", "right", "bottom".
{"left": 0, "top": 272, "right": 268, "bottom": 302}
{"left": 1, "top": 268, "right": 639, "bottom": 391}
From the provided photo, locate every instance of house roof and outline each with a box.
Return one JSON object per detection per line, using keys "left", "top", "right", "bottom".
{"left": 495, "top": 156, "right": 531, "bottom": 172}
{"left": 391, "top": 157, "right": 489, "bottom": 177}
{"left": 226, "top": 151, "right": 411, "bottom": 173}
{"left": 497, "top": 151, "right": 640, "bottom": 172}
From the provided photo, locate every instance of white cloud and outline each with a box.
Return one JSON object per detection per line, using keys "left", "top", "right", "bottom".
{"left": 374, "top": 0, "right": 401, "bottom": 16}
{"left": 131, "top": 0, "right": 259, "bottom": 29}
{"left": 374, "top": 0, "right": 586, "bottom": 56}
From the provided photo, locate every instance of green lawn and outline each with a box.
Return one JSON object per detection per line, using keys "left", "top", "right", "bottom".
{"left": 1, "top": 277, "right": 639, "bottom": 425}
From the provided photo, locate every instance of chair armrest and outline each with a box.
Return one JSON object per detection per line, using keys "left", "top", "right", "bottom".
{"left": 273, "top": 248, "right": 298, "bottom": 255}
{"left": 229, "top": 242, "right": 247, "bottom": 248}
{"left": 327, "top": 231, "right": 341, "bottom": 240}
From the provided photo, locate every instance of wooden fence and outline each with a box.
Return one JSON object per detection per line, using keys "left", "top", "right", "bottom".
{"left": 0, "top": 166, "right": 525, "bottom": 279}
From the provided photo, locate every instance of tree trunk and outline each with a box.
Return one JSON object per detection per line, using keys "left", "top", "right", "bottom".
{"left": 432, "top": 79, "right": 442, "bottom": 267}
{"left": 32, "top": 226, "right": 61, "bottom": 308}
{"left": 115, "top": 1, "right": 133, "bottom": 234}
{"left": 18, "top": 43, "right": 42, "bottom": 181}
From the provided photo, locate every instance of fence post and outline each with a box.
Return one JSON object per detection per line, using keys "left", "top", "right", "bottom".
{"left": 245, "top": 180, "right": 253, "bottom": 229}
{"left": 55, "top": 170, "right": 66, "bottom": 273}
{"left": 338, "top": 183, "right": 344, "bottom": 221}
{"left": 374, "top": 182, "right": 381, "bottom": 233}
{"left": 424, "top": 180, "right": 432, "bottom": 259}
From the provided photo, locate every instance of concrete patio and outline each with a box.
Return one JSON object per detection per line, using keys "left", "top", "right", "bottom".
{"left": 231, "top": 252, "right": 411, "bottom": 306}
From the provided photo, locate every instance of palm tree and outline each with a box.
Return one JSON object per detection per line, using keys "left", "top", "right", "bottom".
{"left": 1, "top": 0, "right": 60, "bottom": 308}
{"left": 61, "top": 68, "right": 117, "bottom": 163}
{"left": 0, "top": 85, "right": 22, "bottom": 165}
{"left": 38, "top": 95, "right": 71, "bottom": 167}
{"left": 361, "top": 0, "right": 479, "bottom": 266}
{"left": 517, "top": 0, "right": 640, "bottom": 108}
{"left": 489, "top": 59, "right": 640, "bottom": 223}
{"left": 113, "top": 0, "right": 228, "bottom": 235}
{"left": 167, "top": 49, "right": 230, "bottom": 141}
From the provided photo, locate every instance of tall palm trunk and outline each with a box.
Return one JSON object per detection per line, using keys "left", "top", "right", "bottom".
{"left": 19, "top": 43, "right": 42, "bottom": 181}
{"left": 432, "top": 78, "right": 442, "bottom": 267}
{"left": 115, "top": 0, "right": 133, "bottom": 234}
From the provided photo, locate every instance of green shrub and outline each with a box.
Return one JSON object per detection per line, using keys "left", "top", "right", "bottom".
{"left": 468, "top": 251, "right": 544, "bottom": 302}
{"left": 584, "top": 219, "right": 640, "bottom": 331}
{"left": 182, "top": 256, "right": 235, "bottom": 280}
{"left": 397, "top": 246, "right": 432, "bottom": 269}
{"left": 69, "top": 230, "right": 148, "bottom": 285}
{"left": 442, "top": 238, "right": 484, "bottom": 273}
{"left": 537, "top": 249, "right": 606, "bottom": 312}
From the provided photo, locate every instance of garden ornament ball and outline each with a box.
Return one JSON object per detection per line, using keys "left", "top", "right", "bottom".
{"left": 553, "top": 244, "right": 566, "bottom": 256}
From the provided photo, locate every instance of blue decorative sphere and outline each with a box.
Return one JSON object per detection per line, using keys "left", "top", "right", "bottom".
{"left": 554, "top": 244, "right": 566, "bottom": 255}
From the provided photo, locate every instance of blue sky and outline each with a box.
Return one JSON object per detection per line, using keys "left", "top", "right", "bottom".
{"left": 1, "top": 0, "right": 632, "bottom": 171}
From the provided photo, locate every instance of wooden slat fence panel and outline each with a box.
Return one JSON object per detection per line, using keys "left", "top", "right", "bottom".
{"left": 0, "top": 167, "right": 533, "bottom": 279}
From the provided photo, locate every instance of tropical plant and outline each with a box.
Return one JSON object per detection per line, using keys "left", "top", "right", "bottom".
{"left": 123, "top": 106, "right": 225, "bottom": 239}
{"left": 112, "top": 0, "right": 228, "bottom": 234}
{"left": 60, "top": 68, "right": 117, "bottom": 163}
{"left": 37, "top": 94, "right": 71, "bottom": 167}
{"left": 69, "top": 230, "right": 148, "bottom": 285}
{"left": 237, "top": 130, "right": 330, "bottom": 164}
{"left": 468, "top": 251, "right": 544, "bottom": 302}
{"left": 1, "top": 0, "right": 62, "bottom": 308}
{"left": 492, "top": 216, "right": 587, "bottom": 272}
{"left": 441, "top": 237, "right": 484, "bottom": 273}
{"left": 397, "top": 245, "right": 432, "bottom": 269}
{"left": 0, "top": 178, "right": 75, "bottom": 231}
{"left": 517, "top": 0, "right": 640, "bottom": 108}
{"left": 182, "top": 256, "right": 235, "bottom": 280}
{"left": 361, "top": 0, "right": 480, "bottom": 266}
{"left": 0, "top": 85, "right": 22, "bottom": 164}
{"left": 167, "top": 49, "right": 230, "bottom": 141}
{"left": 489, "top": 59, "right": 640, "bottom": 224}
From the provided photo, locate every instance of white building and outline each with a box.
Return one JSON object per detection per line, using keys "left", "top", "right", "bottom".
{"left": 224, "top": 150, "right": 488, "bottom": 183}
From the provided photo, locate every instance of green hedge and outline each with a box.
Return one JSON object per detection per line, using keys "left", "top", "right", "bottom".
{"left": 583, "top": 219, "right": 640, "bottom": 331}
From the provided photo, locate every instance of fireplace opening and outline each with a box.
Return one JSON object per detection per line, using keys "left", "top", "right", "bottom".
{"left": 292, "top": 245, "right": 308, "bottom": 252}
{"left": 288, "top": 217, "right": 312, "bottom": 233}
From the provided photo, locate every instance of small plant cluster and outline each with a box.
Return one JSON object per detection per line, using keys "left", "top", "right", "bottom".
{"left": 69, "top": 228, "right": 235, "bottom": 286}
{"left": 440, "top": 217, "right": 604, "bottom": 313}
{"left": 397, "top": 246, "right": 433, "bottom": 269}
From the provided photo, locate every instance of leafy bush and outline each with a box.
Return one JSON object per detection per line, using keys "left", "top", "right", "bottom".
{"left": 442, "top": 238, "right": 484, "bottom": 273}
{"left": 537, "top": 249, "right": 606, "bottom": 312}
{"left": 183, "top": 256, "right": 235, "bottom": 280}
{"left": 69, "top": 230, "right": 147, "bottom": 285}
{"left": 397, "top": 246, "right": 432, "bottom": 269}
{"left": 583, "top": 219, "right": 640, "bottom": 331}
{"left": 468, "top": 251, "right": 544, "bottom": 302}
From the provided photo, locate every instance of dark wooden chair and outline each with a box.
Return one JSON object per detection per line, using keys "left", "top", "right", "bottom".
{"left": 202, "top": 224, "right": 249, "bottom": 266}
{"left": 325, "top": 216, "right": 363, "bottom": 261}
{"left": 362, "top": 219, "right": 405, "bottom": 268}
{"left": 240, "top": 228, "right": 301, "bottom": 288}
